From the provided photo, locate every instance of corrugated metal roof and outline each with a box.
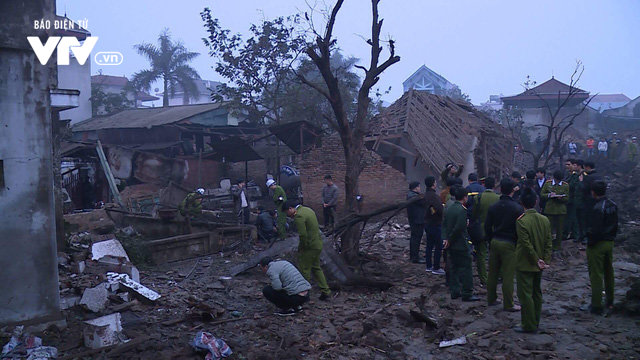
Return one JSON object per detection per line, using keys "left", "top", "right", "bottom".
{"left": 72, "top": 103, "right": 227, "bottom": 131}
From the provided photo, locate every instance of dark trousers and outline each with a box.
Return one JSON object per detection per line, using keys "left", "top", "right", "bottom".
{"left": 409, "top": 223, "right": 425, "bottom": 261}
{"left": 424, "top": 224, "right": 442, "bottom": 269}
{"left": 239, "top": 207, "right": 250, "bottom": 225}
{"left": 449, "top": 249, "right": 473, "bottom": 298}
{"left": 323, "top": 206, "right": 336, "bottom": 227}
{"left": 262, "top": 285, "right": 309, "bottom": 310}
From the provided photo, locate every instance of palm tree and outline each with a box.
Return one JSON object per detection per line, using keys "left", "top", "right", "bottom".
{"left": 131, "top": 29, "right": 200, "bottom": 107}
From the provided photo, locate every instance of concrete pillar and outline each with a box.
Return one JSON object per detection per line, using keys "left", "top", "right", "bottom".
{"left": 0, "top": 0, "right": 61, "bottom": 325}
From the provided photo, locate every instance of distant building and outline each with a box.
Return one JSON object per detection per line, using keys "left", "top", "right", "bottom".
{"left": 156, "top": 79, "right": 222, "bottom": 106}
{"left": 91, "top": 74, "right": 159, "bottom": 112}
{"left": 501, "top": 77, "right": 593, "bottom": 137}
{"left": 588, "top": 94, "right": 631, "bottom": 113}
{"left": 56, "top": 15, "right": 92, "bottom": 125}
{"left": 598, "top": 95, "right": 640, "bottom": 133}
{"left": 402, "top": 65, "right": 456, "bottom": 95}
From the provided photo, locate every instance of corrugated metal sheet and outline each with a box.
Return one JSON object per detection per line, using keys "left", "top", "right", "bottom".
{"left": 72, "top": 103, "right": 227, "bottom": 131}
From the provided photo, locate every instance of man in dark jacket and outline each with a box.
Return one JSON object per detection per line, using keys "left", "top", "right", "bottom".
{"left": 485, "top": 178, "right": 524, "bottom": 311}
{"left": 534, "top": 168, "right": 547, "bottom": 211}
{"left": 407, "top": 181, "right": 426, "bottom": 263}
{"left": 582, "top": 180, "right": 618, "bottom": 314}
{"left": 465, "top": 172, "right": 486, "bottom": 216}
{"left": 255, "top": 207, "right": 277, "bottom": 243}
{"left": 443, "top": 188, "right": 479, "bottom": 301}
{"left": 581, "top": 161, "right": 602, "bottom": 244}
{"left": 440, "top": 163, "right": 464, "bottom": 189}
{"left": 424, "top": 176, "right": 444, "bottom": 274}
{"left": 321, "top": 174, "right": 339, "bottom": 229}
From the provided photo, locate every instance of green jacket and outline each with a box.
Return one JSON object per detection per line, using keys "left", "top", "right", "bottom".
{"left": 179, "top": 192, "right": 202, "bottom": 216}
{"left": 294, "top": 206, "right": 323, "bottom": 251}
{"left": 566, "top": 171, "right": 583, "bottom": 206}
{"left": 272, "top": 185, "right": 287, "bottom": 210}
{"left": 541, "top": 180, "right": 569, "bottom": 215}
{"left": 473, "top": 190, "right": 500, "bottom": 238}
{"left": 442, "top": 201, "right": 470, "bottom": 252}
{"left": 630, "top": 142, "right": 638, "bottom": 156}
{"left": 515, "top": 209, "right": 553, "bottom": 272}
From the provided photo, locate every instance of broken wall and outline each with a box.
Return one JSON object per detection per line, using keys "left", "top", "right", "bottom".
{"left": 0, "top": 0, "right": 61, "bottom": 325}
{"left": 299, "top": 135, "right": 407, "bottom": 217}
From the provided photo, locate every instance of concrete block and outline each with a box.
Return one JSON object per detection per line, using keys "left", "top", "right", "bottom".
{"left": 97, "top": 257, "right": 140, "bottom": 283}
{"left": 71, "top": 261, "right": 85, "bottom": 274}
{"left": 80, "top": 284, "right": 109, "bottom": 312}
{"left": 83, "top": 313, "right": 124, "bottom": 349}
{"left": 107, "top": 272, "right": 160, "bottom": 302}
{"left": 60, "top": 295, "right": 81, "bottom": 310}
{"left": 91, "top": 239, "right": 130, "bottom": 261}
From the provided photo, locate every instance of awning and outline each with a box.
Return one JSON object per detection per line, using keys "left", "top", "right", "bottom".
{"left": 206, "top": 137, "right": 263, "bottom": 162}
{"left": 269, "top": 121, "right": 322, "bottom": 154}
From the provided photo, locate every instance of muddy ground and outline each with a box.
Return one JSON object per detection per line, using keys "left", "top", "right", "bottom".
{"left": 21, "top": 218, "right": 640, "bottom": 360}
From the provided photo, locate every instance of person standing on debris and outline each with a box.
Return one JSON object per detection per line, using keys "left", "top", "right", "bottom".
{"left": 541, "top": 170, "right": 569, "bottom": 250}
{"left": 534, "top": 168, "right": 547, "bottom": 212}
{"left": 580, "top": 161, "right": 601, "bottom": 244}
{"left": 568, "top": 140, "right": 578, "bottom": 156}
{"left": 514, "top": 188, "right": 552, "bottom": 333}
{"left": 629, "top": 137, "right": 638, "bottom": 162}
{"left": 564, "top": 160, "right": 582, "bottom": 241}
{"left": 260, "top": 256, "right": 311, "bottom": 316}
{"left": 407, "top": 181, "right": 426, "bottom": 264}
{"left": 597, "top": 138, "right": 608, "bottom": 158}
{"left": 255, "top": 207, "right": 278, "bottom": 243}
{"left": 485, "top": 178, "right": 523, "bottom": 311}
{"left": 472, "top": 176, "right": 500, "bottom": 286}
{"left": 424, "top": 176, "right": 444, "bottom": 275}
{"left": 267, "top": 179, "right": 288, "bottom": 240}
{"left": 582, "top": 180, "right": 618, "bottom": 315}
{"left": 232, "top": 178, "right": 250, "bottom": 225}
{"left": 443, "top": 188, "right": 480, "bottom": 302}
{"left": 321, "top": 174, "right": 339, "bottom": 230}
{"left": 282, "top": 201, "right": 332, "bottom": 301}
{"left": 179, "top": 188, "right": 204, "bottom": 234}
{"left": 440, "top": 163, "right": 464, "bottom": 188}
{"left": 586, "top": 136, "right": 595, "bottom": 158}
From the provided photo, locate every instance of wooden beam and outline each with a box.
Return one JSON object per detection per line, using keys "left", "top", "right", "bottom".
{"left": 96, "top": 141, "right": 124, "bottom": 208}
{"left": 363, "top": 133, "right": 403, "bottom": 142}
{"left": 378, "top": 139, "right": 416, "bottom": 158}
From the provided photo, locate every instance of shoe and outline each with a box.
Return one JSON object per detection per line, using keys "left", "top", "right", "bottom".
{"left": 319, "top": 293, "right": 331, "bottom": 301}
{"left": 462, "top": 295, "right": 481, "bottom": 302}
{"left": 580, "top": 304, "right": 603, "bottom": 314}
{"left": 505, "top": 305, "right": 521, "bottom": 312}
{"left": 295, "top": 305, "right": 303, "bottom": 312}
{"left": 425, "top": 266, "right": 433, "bottom": 272}
{"left": 431, "top": 269, "right": 446, "bottom": 275}
{"left": 451, "top": 293, "right": 461, "bottom": 300}
{"left": 412, "top": 259, "right": 426, "bottom": 264}
{"left": 275, "top": 309, "right": 296, "bottom": 316}
{"left": 513, "top": 326, "right": 537, "bottom": 334}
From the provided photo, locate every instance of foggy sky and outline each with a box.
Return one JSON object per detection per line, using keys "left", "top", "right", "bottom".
{"left": 56, "top": 0, "right": 640, "bottom": 105}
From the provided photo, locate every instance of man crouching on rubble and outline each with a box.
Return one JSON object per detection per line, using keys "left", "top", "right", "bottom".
{"left": 260, "top": 256, "right": 311, "bottom": 316}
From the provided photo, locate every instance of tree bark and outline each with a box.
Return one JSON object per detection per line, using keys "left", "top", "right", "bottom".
{"left": 163, "top": 77, "right": 169, "bottom": 107}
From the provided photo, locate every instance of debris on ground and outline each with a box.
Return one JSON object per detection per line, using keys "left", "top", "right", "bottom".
{"left": 439, "top": 336, "right": 467, "bottom": 348}
{"left": 190, "top": 331, "right": 232, "bottom": 360}
{"left": 83, "top": 313, "right": 127, "bottom": 349}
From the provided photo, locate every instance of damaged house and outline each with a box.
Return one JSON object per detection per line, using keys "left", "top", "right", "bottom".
{"left": 366, "top": 89, "right": 514, "bottom": 184}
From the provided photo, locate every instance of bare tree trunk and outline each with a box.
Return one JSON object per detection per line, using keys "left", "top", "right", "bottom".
{"left": 163, "top": 78, "right": 169, "bottom": 107}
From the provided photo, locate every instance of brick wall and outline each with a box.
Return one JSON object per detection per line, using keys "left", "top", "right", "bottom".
{"left": 183, "top": 158, "right": 222, "bottom": 189}
{"left": 300, "top": 134, "right": 407, "bottom": 218}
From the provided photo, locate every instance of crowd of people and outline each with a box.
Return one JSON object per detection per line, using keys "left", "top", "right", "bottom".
{"left": 405, "top": 161, "right": 619, "bottom": 333}
{"left": 568, "top": 132, "right": 637, "bottom": 162}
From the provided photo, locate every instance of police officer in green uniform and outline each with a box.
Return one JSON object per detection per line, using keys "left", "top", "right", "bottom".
{"left": 282, "top": 201, "right": 332, "bottom": 300}
{"left": 541, "top": 170, "right": 569, "bottom": 250}
{"left": 514, "top": 188, "right": 553, "bottom": 333}
{"left": 267, "top": 179, "right": 288, "bottom": 240}
{"left": 582, "top": 180, "right": 618, "bottom": 314}
{"left": 472, "top": 176, "right": 500, "bottom": 286}
{"left": 443, "top": 188, "right": 480, "bottom": 302}
{"left": 485, "top": 178, "right": 523, "bottom": 311}
{"left": 563, "top": 159, "right": 580, "bottom": 240}
{"left": 179, "top": 188, "right": 204, "bottom": 234}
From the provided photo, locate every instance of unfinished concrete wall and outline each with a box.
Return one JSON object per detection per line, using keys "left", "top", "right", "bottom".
{"left": 0, "top": 0, "right": 61, "bottom": 325}
{"left": 58, "top": 56, "right": 92, "bottom": 124}
{"left": 300, "top": 135, "right": 407, "bottom": 218}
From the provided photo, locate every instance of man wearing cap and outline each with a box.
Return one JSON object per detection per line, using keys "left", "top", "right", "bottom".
{"left": 629, "top": 137, "right": 638, "bottom": 163}
{"left": 440, "top": 163, "right": 464, "bottom": 189}
{"left": 232, "top": 178, "right": 250, "bottom": 225}
{"left": 267, "top": 179, "right": 288, "bottom": 240}
{"left": 472, "top": 176, "right": 500, "bottom": 286}
{"left": 541, "top": 170, "right": 569, "bottom": 250}
{"left": 282, "top": 200, "right": 332, "bottom": 300}
{"left": 179, "top": 188, "right": 204, "bottom": 234}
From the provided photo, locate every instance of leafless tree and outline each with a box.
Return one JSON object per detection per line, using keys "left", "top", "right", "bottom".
{"left": 298, "top": 0, "right": 400, "bottom": 265}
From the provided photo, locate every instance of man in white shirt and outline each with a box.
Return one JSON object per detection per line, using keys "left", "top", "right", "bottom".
{"left": 232, "top": 178, "right": 250, "bottom": 224}
{"left": 598, "top": 138, "right": 608, "bottom": 158}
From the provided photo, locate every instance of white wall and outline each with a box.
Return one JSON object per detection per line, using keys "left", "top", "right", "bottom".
{"left": 58, "top": 56, "right": 92, "bottom": 124}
